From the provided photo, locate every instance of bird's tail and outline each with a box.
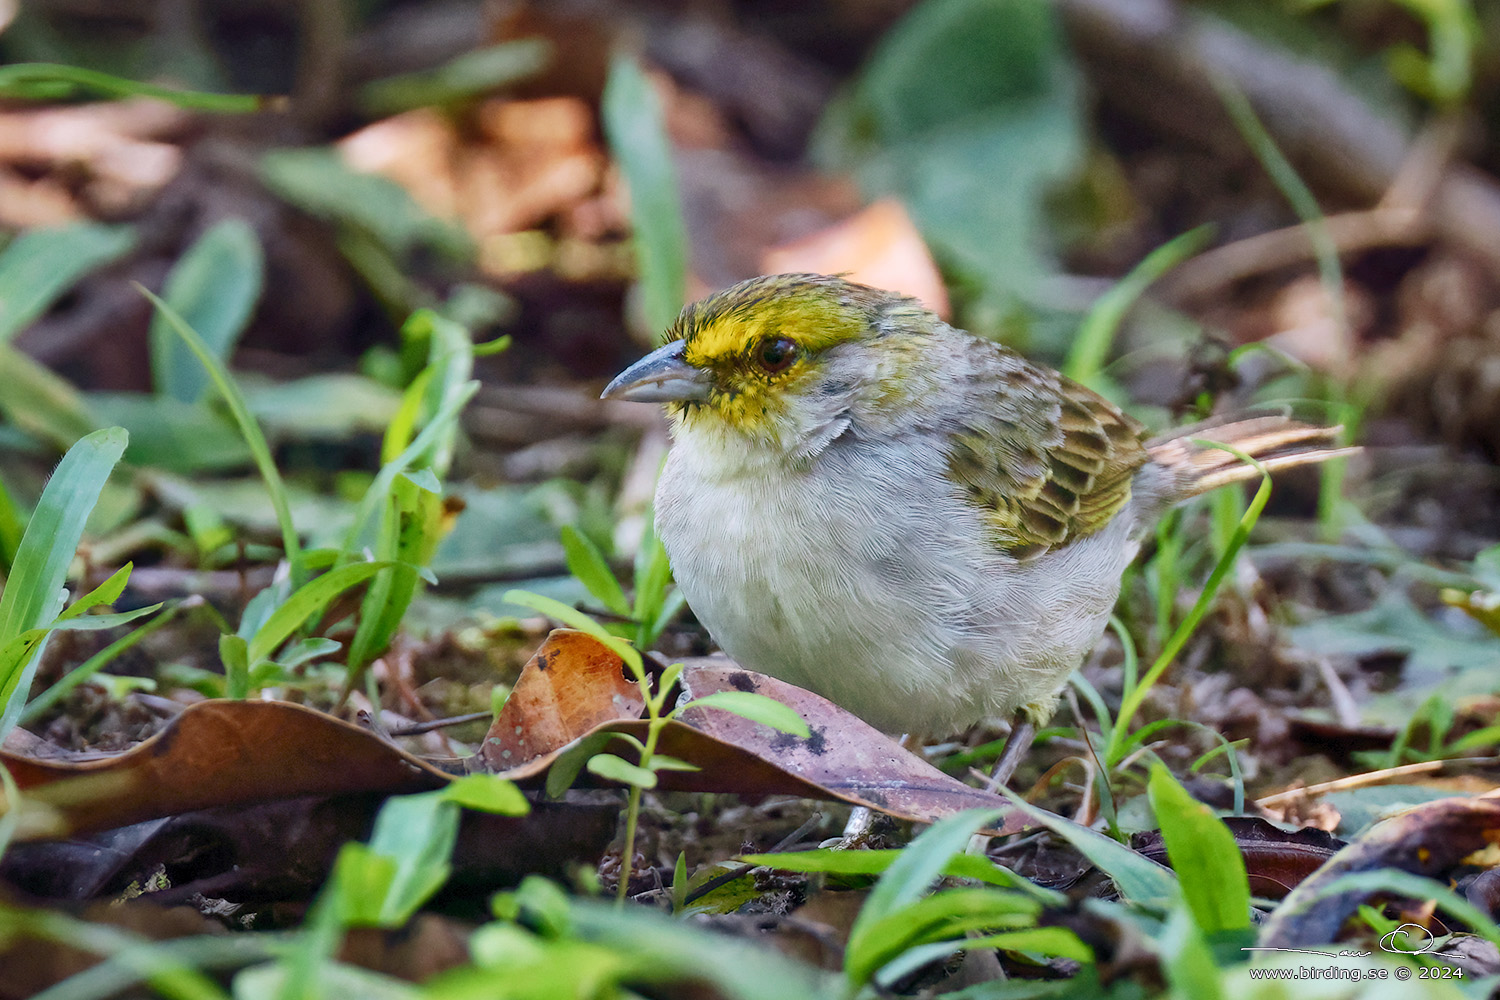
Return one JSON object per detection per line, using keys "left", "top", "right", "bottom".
{"left": 1142, "top": 414, "right": 1356, "bottom": 505}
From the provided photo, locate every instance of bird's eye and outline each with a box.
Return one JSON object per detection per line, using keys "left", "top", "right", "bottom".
{"left": 755, "top": 336, "right": 798, "bottom": 373}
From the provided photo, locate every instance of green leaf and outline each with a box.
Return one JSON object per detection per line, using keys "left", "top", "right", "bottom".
{"left": 276, "top": 637, "right": 343, "bottom": 670}
{"left": 561, "top": 525, "right": 630, "bottom": 618}
{"left": 543, "top": 731, "right": 620, "bottom": 798}
{"left": 672, "top": 852, "right": 689, "bottom": 914}
{"left": 0, "top": 427, "right": 127, "bottom": 738}
{"left": 245, "top": 560, "right": 394, "bottom": 665}
{"left": 848, "top": 885, "right": 1040, "bottom": 989}
{"left": 259, "top": 148, "right": 471, "bottom": 264}
{"left": 844, "top": 807, "right": 1007, "bottom": 990}
{"left": 138, "top": 286, "right": 303, "bottom": 580}
{"left": 236, "top": 576, "right": 287, "bottom": 642}
{"left": 631, "top": 522, "right": 674, "bottom": 647}
{"left": 502, "top": 590, "right": 643, "bottom": 675}
{"left": 437, "top": 774, "right": 530, "bottom": 816}
{"left": 233, "top": 958, "right": 421, "bottom": 1000}
{"left": 996, "top": 788, "right": 1177, "bottom": 907}
{"left": 220, "top": 633, "right": 250, "bottom": 700}
{"left": 23, "top": 601, "right": 180, "bottom": 723}
{"left": 348, "top": 469, "right": 442, "bottom": 676}
{"left": 1158, "top": 906, "right": 1225, "bottom": 1000}
{"left": 601, "top": 54, "right": 688, "bottom": 333}
{"left": 0, "top": 343, "right": 97, "bottom": 452}
{"left": 340, "top": 379, "right": 478, "bottom": 561}
{"left": 814, "top": 0, "right": 1081, "bottom": 306}
{"left": 586, "top": 752, "right": 658, "bottom": 789}
{"left": 47, "top": 606, "right": 159, "bottom": 633}
{"left": 739, "top": 848, "right": 1057, "bottom": 899}
{"left": 0, "top": 223, "right": 136, "bottom": 343}
{"left": 1064, "top": 225, "right": 1214, "bottom": 384}
{"left": 360, "top": 39, "right": 552, "bottom": 115}
{"left": 243, "top": 373, "right": 404, "bottom": 442}
{"left": 85, "top": 393, "right": 252, "bottom": 473}
{"left": 645, "top": 754, "right": 700, "bottom": 773}
{"left": 0, "top": 470, "right": 24, "bottom": 570}
{"left": 57, "top": 564, "right": 133, "bottom": 621}
{"left": 359, "top": 791, "right": 461, "bottom": 926}
{"left": 683, "top": 690, "right": 810, "bottom": 738}
{"left": 0, "top": 62, "right": 269, "bottom": 111}
{"left": 1147, "top": 765, "right": 1251, "bottom": 935}
{"left": 1310, "top": 869, "right": 1500, "bottom": 947}
{"left": 151, "top": 219, "right": 264, "bottom": 404}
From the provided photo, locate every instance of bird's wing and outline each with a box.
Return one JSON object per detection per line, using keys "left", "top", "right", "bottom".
{"left": 944, "top": 375, "right": 1150, "bottom": 560}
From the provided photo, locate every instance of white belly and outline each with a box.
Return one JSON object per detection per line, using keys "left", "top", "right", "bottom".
{"left": 654, "top": 431, "right": 1138, "bottom": 734}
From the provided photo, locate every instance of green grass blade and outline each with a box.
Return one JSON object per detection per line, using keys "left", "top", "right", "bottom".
{"left": 56, "top": 564, "right": 133, "bottom": 621}
{"left": 1147, "top": 765, "right": 1251, "bottom": 935}
{"left": 245, "top": 561, "right": 395, "bottom": 665}
{"left": 1, "top": 904, "right": 240, "bottom": 1000}
{"left": 1063, "top": 225, "right": 1213, "bottom": 385}
{"left": 602, "top": 54, "right": 688, "bottom": 334}
{"left": 632, "top": 521, "right": 674, "bottom": 648}
{"left": 151, "top": 219, "right": 264, "bottom": 404}
{"left": 683, "top": 691, "right": 810, "bottom": 737}
{"left": 0, "top": 63, "right": 270, "bottom": 112}
{"left": 339, "top": 381, "right": 478, "bottom": 560}
{"left": 0, "top": 427, "right": 126, "bottom": 738}
{"left": 1110, "top": 445, "right": 1271, "bottom": 765}
{"left": 0, "top": 468, "right": 26, "bottom": 571}
{"left": 501, "top": 589, "right": 644, "bottom": 676}
{"left": 347, "top": 473, "right": 440, "bottom": 674}
{"left": 561, "top": 525, "right": 631, "bottom": 618}
{"left": 1215, "top": 79, "right": 1343, "bottom": 333}
{"left": 997, "top": 786, "right": 1177, "bottom": 907}
{"left": 359, "top": 39, "right": 551, "bottom": 115}
{"left": 846, "top": 808, "right": 1006, "bottom": 971}
{"left": 22, "top": 602, "right": 181, "bottom": 723}
{"left": 136, "top": 285, "right": 303, "bottom": 582}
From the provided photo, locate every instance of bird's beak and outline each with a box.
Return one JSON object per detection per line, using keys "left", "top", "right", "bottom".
{"left": 601, "top": 340, "right": 713, "bottom": 403}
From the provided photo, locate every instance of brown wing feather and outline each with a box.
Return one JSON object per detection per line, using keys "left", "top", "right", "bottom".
{"left": 945, "top": 373, "right": 1150, "bottom": 560}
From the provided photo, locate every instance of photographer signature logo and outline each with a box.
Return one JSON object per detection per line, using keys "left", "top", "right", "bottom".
{"left": 1242, "top": 923, "right": 1437, "bottom": 958}
{"left": 1377, "top": 924, "right": 1438, "bottom": 955}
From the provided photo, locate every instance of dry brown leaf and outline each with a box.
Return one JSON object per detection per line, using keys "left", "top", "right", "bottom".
{"left": 2, "top": 701, "right": 451, "bottom": 840}
{"left": 761, "top": 198, "right": 950, "bottom": 318}
{"left": 482, "top": 630, "right": 1019, "bottom": 831}
{"left": 339, "top": 96, "right": 607, "bottom": 250}
{"left": 1135, "top": 817, "right": 1343, "bottom": 900}
{"left": 1261, "top": 795, "right": 1500, "bottom": 948}
{"left": 482, "top": 628, "right": 645, "bottom": 770}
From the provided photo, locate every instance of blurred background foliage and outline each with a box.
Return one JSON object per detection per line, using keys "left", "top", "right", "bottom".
{"left": 2, "top": 0, "right": 1500, "bottom": 994}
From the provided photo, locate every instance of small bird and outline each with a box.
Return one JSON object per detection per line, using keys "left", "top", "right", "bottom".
{"left": 603, "top": 274, "right": 1348, "bottom": 739}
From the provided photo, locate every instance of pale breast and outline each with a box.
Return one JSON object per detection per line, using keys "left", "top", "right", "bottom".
{"left": 655, "top": 428, "right": 1140, "bottom": 734}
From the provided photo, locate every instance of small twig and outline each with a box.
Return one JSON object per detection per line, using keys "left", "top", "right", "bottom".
{"left": 1255, "top": 757, "right": 1500, "bottom": 808}
{"left": 1157, "top": 207, "right": 1425, "bottom": 304}
{"left": 385, "top": 711, "right": 493, "bottom": 737}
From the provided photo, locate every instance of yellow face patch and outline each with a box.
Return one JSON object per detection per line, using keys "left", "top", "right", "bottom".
{"left": 664, "top": 275, "right": 888, "bottom": 433}
{"left": 678, "top": 285, "right": 865, "bottom": 368}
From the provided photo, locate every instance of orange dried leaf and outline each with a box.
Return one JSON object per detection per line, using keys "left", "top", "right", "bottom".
{"left": 761, "top": 198, "right": 949, "bottom": 318}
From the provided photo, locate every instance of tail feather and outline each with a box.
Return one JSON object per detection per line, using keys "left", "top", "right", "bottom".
{"left": 1145, "top": 415, "right": 1356, "bottom": 502}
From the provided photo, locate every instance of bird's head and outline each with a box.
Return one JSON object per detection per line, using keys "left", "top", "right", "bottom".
{"left": 602, "top": 274, "right": 939, "bottom": 458}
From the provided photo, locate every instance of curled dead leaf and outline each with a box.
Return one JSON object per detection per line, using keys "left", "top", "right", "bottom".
{"left": 1261, "top": 795, "right": 1500, "bottom": 948}
{"left": 2, "top": 700, "right": 451, "bottom": 840}
{"left": 481, "top": 630, "right": 1019, "bottom": 832}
